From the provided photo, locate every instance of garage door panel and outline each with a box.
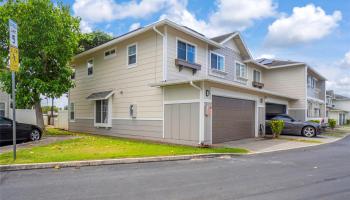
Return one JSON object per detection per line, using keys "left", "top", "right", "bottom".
{"left": 212, "top": 96, "right": 255, "bottom": 143}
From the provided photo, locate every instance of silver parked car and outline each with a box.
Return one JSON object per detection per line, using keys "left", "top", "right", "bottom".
{"left": 265, "top": 114, "right": 321, "bottom": 137}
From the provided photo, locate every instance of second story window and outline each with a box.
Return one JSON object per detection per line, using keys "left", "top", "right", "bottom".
{"left": 177, "top": 40, "right": 195, "bottom": 64}
{"left": 235, "top": 62, "right": 247, "bottom": 79}
{"left": 210, "top": 52, "right": 224, "bottom": 71}
{"left": 127, "top": 44, "right": 137, "bottom": 66}
{"left": 307, "top": 76, "right": 317, "bottom": 88}
{"left": 87, "top": 59, "right": 93, "bottom": 76}
{"left": 253, "top": 70, "right": 261, "bottom": 82}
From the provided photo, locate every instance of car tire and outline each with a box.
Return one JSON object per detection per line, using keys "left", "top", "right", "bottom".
{"left": 302, "top": 126, "right": 316, "bottom": 137}
{"left": 30, "top": 129, "right": 41, "bottom": 141}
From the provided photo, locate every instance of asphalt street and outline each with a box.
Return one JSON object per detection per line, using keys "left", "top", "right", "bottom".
{"left": 1, "top": 136, "right": 350, "bottom": 200}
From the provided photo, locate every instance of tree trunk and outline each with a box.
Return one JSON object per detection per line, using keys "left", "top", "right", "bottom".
{"left": 35, "top": 101, "right": 45, "bottom": 131}
{"left": 51, "top": 98, "right": 54, "bottom": 125}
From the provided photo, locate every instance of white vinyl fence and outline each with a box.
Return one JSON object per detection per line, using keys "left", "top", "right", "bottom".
{"left": 54, "top": 110, "right": 68, "bottom": 130}
{"left": 9, "top": 109, "right": 37, "bottom": 125}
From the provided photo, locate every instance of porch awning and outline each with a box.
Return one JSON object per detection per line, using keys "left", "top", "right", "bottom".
{"left": 86, "top": 90, "right": 114, "bottom": 101}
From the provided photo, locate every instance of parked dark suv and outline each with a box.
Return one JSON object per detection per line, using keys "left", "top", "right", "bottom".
{"left": 266, "top": 114, "right": 321, "bottom": 137}
{"left": 0, "top": 117, "right": 42, "bottom": 143}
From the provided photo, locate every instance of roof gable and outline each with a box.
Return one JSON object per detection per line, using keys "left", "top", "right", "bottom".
{"left": 211, "top": 32, "right": 252, "bottom": 60}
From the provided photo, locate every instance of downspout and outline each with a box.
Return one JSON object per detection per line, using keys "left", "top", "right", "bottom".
{"left": 152, "top": 26, "right": 167, "bottom": 82}
{"left": 190, "top": 81, "right": 205, "bottom": 145}
{"left": 153, "top": 26, "right": 167, "bottom": 139}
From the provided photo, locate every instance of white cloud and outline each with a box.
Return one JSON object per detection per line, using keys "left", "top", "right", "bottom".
{"left": 73, "top": 0, "right": 168, "bottom": 23}
{"left": 80, "top": 20, "right": 92, "bottom": 33}
{"left": 343, "top": 51, "right": 350, "bottom": 66}
{"left": 257, "top": 54, "right": 276, "bottom": 59}
{"left": 317, "top": 51, "right": 350, "bottom": 97}
{"left": 266, "top": 4, "right": 342, "bottom": 47}
{"left": 161, "top": 0, "right": 277, "bottom": 37}
{"left": 129, "top": 22, "right": 141, "bottom": 31}
{"left": 74, "top": 0, "right": 277, "bottom": 37}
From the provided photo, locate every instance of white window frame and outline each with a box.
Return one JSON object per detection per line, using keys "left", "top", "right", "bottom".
{"left": 176, "top": 37, "right": 197, "bottom": 64}
{"left": 235, "top": 61, "right": 248, "bottom": 80}
{"left": 253, "top": 69, "right": 261, "bottom": 83}
{"left": 127, "top": 43, "right": 137, "bottom": 68}
{"left": 209, "top": 51, "right": 225, "bottom": 72}
{"left": 69, "top": 102, "right": 75, "bottom": 122}
{"left": 104, "top": 48, "right": 116, "bottom": 59}
{"left": 94, "top": 98, "right": 112, "bottom": 128}
{"left": 87, "top": 58, "right": 94, "bottom": 77}
{"left": 311, "top": 77, "right": 317, "bottom": 89}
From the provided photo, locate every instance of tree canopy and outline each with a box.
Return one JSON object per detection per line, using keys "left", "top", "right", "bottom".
{"left": 78, "top": 31, "right": 113, "bottom": 53}
{"left": 0, "top": 0, "right": 80, "bottom": 128}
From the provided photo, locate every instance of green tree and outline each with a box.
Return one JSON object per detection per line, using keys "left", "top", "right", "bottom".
{"left": 78, "top": 31, "right": 113, "bottom": 53}
{"left": 0, "top": 0, "right": 80, "bottom": 129}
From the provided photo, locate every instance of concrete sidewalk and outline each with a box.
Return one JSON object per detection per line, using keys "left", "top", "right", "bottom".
{"left": 0, "top": 136, "right": 77, "bottom": 154}
{"left": 218, "top": 134, "right": 348, "bottom": 154}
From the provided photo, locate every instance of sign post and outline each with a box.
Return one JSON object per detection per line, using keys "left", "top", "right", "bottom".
{"left": 9, "top": 19, "right": 19, "bottom": 160}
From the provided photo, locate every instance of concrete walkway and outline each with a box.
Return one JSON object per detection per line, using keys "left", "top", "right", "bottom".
{"left": 0, "top": 136, "right": 77, "bottom": 154}
{"left": 219, "top": 134, "right": 348, "bottom": 154}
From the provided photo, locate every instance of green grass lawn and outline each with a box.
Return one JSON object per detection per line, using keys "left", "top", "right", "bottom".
{"left": 0, "top": 128, "right": 248, "bottom": 165}
{"left": 322, "top": 127, "right": 349, "bottom": 138}
{"left": 277, "top": 138, "right": 323, "bottom": 144}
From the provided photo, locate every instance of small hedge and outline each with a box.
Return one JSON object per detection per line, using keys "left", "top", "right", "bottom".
{"left": 347, "top": 119, "right": 350, "bottom": 125}
{"left": 308, "top": 120, "right": 320, "bottom": 124}
{"left": 269, "top": 120, "right": 285, "bottom": 138}
{"left": 328, "top": 119, "right": 336, "bottom": 129}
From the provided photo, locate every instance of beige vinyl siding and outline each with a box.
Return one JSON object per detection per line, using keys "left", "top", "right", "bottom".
{"left": 208, "top": 39, "right": 264, "bottom": 90}
{"left": 70, "top": 30, "right": 164, "bottom": 119}
{"left": 166, "top": 26, "right": 208, "bottom": 81}
{"left": 263, "top": 65, "right": 306, "bottom": 108}
{"left": 164, "top": 84, "right": 200, "bottom": 101}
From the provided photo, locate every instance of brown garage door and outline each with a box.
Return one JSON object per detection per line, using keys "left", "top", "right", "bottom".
{"left": 212, "top": 96, "right": 255, "bottom": 143}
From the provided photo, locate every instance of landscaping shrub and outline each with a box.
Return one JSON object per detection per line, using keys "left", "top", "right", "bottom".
{"left": 308, "top": 120, "right": 320, "bottom": 124}
{"left": 328, "top": 119, "right": 336, "bottom": 129}
{"left": 347, "top": 119, "right": 350, "bottom": 125}
{"left": 269, "top": 120, "right": 285, "bottom": 138}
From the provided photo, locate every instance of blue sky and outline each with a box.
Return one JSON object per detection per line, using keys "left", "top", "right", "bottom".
{"left": 53, "top": 0, "right": 350, "bottom": 107}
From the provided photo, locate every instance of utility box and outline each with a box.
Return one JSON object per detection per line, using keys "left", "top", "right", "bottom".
{"left": 129, "top": 104, "right": 137, "bottom": 118}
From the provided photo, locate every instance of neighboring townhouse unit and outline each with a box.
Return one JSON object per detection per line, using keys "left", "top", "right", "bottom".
{"left": 256, "top": 59, "right": 327, "bottom": 122}
{"left": 326, "top": 90, "right": 349, "bottom": 125}
{"left": 0, "top": 89, "right": 10, "bottom": 118}
{"left": 69, "top": 19, "right": 324, "bottom": 146}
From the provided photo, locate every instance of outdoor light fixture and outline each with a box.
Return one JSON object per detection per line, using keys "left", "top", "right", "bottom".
{"left": 206, "top": 90, "right": 210, "bottom": 97}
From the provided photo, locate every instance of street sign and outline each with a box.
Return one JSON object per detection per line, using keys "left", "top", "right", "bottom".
{"left": 9, "top": 19, "right": 18, "bottom": 48}
{"left": 10, "top": 47, "right": 19, "bottom": 72}
{"left": 9, "top": 19, "right": 18, "bottom": 160}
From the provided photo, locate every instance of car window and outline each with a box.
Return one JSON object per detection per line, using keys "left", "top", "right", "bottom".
{"left": 0, "top": 117, "right": 12, "bottom": 125}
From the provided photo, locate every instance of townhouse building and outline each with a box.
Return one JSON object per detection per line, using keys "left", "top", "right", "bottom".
{"left": 326, "top": 90, "right": 349, "bottom": 125}
{"left": 69, "top": 19, "right": 326, "bottom": 145}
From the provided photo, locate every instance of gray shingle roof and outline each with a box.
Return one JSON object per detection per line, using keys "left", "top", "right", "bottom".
{"left": 256, "top": 58, "right": 302, "bottom": 67}
{"left": 86, "top": 90, "right": 114, "bottom": 100}
{"left": 335, "top": 94, "right": 350, "bottom": 100}
{"left": 211, "top": 32, "right": 237, "bottom": 43}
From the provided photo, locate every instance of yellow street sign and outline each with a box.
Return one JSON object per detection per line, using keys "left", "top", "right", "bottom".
{"left": 10, "top": 47, "right": 19, "bottom": 72}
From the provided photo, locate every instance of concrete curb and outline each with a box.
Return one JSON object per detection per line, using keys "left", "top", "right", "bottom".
{"left": 0, "top": 153, "right": 244, "bottom": 172}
